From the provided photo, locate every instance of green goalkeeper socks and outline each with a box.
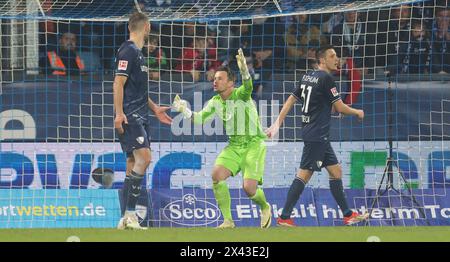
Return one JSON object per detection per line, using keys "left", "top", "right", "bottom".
{"left": 213, "top": 181, "right": 233, "bottom": 221}
{"left": 250, "top": 188, "right": 270, "bottom": 210}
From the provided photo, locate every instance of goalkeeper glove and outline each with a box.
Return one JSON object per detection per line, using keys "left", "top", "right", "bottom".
{"left": 236, "top": 48, "right": 251, "bottom": 81}
{"left": 172, "top": 94, "right": 192, "bottom": 119}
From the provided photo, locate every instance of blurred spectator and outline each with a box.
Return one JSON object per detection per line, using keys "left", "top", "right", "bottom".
{"left": 432, "top": 7, "right": 450, "bottom": 73}
{"left": 145, "top": 34, "right": 168, "bottom": 80}
{"left": 205, "top": 28, "right": 223, "bottom": 81}
{"left": 284, "top": 17, "right": 306, "bottom": 70}
{"left": 216, "top": 20, "right": 241, "bottom": 66}
{"left": 331, "top": 11, "right": 367, "bottom": 70}
{"left": 175, "top": 37, "right": 217, "bottom": 82}
{"left": 42, "top": 32, "right": 86, "bottom": 76}
{"left": 238, "top": 20, "right": 257, "bottom": 80}
{"left": 399, "top": 20, "right": 432, "bottom": 74}
{"left": 78, "top": 22, "right": 102, "bottom": 72}
{"left": 251, "top": 16, "right": 284, "bottom": 70}
{"left": 238, "top": 20, "right": 253, "bottom": 59}
{"left": 285, "top": 14, "right": 327, "bottom": 70}
{"left": 331, "top": 11, "right": 368, "bottom": 105}
{"left": 101, "top": 21, "right": 129, "bottom": 72}
{"left": 296, "top": 41, "right": 319, "bottom": 71}
{"left": 322, "top": 13, "right": 344, "bottom": 35}
{"left": 78, "top": 50, "right": 102, "bottom": 73}
{"left": 243, "top": 8, "right": 285, "bottom": 94}
{"left": 369, "top": 8, "right": 389, "bottom": 69}
{"left": 168, "top": 21, "right": 201, "bottom": 69}
{"left": 183, "top": 22, "right": 198, "bottom": 47}
{"left": 387, "top": 5, "right": 412, "bottom": 74}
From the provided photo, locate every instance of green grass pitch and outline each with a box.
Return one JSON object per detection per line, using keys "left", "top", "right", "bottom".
{"left": 1, "top": 227, "right": 450, "bottom": 242}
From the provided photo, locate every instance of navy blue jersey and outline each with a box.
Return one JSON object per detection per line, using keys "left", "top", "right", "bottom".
{"left": 115, "top": 40, "right": 149, "bottom": 116}
{"left": 292, "top": 70, "right": 341, "bottom": 141}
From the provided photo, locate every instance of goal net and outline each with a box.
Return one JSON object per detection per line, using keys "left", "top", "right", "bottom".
{"left": 1, "top": 0, "right": 449, "bottom": 228}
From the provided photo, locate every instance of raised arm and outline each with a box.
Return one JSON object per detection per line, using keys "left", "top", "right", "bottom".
{"left": 235, "top": 48, "right": 253, "bottom": 101}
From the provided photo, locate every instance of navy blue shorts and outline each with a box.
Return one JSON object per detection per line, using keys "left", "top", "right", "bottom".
{"left": 117, "top": 112, "right": 151, "bottom": 157}
{"left": 300, "top": 141, "right": 338, "bottom": 171}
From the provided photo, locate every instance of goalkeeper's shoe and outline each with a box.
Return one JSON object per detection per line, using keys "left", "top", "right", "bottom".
{"left": 123, "top": 213, "right": 148, "bottom": 230}
{"left": 344, "top": 211, "right": 369, "bottom": 226}
{"left": 260, "top": 203, "right": 272, "bottom": 228}
{"left": 276, "top": 217, "right": 297, "bottom": 227}
{"left": 216, "top": 219, "right": 235, "bottom": 229}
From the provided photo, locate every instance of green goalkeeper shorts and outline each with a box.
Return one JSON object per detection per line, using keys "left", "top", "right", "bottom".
{"left": 215, "top": 139, "right": 267, "bottom": 185}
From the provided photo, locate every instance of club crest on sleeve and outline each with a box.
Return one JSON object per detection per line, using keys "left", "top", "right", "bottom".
{"left": 118, "top": 60, "right": 128, "bottom": 70}
{"left": 331, "top": 87, "right": 339, "bottom": 97}
{"left": 136, "top": 136, "right": 144, "bottom": 144}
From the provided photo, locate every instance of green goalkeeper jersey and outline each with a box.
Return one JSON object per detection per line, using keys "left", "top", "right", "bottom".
{"left": 193, "top": 79, "right": 267, "bottom": 146}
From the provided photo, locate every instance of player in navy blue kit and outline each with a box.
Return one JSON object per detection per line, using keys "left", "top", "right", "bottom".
{"left": 266, "top": 45, "right": 368, "bottom": 226}
{"left": 114, "top": 12, "right": 172, "bottom": 230}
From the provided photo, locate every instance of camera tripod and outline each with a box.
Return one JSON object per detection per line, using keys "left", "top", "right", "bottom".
{"left": 366, "top": 71, "right": 429, "bottom": 226}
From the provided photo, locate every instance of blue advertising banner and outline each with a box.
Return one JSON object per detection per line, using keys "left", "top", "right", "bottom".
{"left": 1, "top": 141, "right": 449, "bottom": 190}
{"left": 0, "top": 189, "right": 121, "bottom": 228}
{"left": 149, "top": 188, "right": 450, "bottom": 227}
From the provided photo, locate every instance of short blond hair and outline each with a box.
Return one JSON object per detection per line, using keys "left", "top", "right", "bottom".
{"left": 128, "top": 12, "right": 149, "bottom": 32}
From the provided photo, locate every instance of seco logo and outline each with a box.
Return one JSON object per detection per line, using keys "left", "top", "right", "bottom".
{"left": 162, "top": 194, "right": 221, "bottom": 226}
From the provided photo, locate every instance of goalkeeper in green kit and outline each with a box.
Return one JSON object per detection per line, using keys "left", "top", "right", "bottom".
{"left": 172, "top": 49, "right": 272, "bottom": 228}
